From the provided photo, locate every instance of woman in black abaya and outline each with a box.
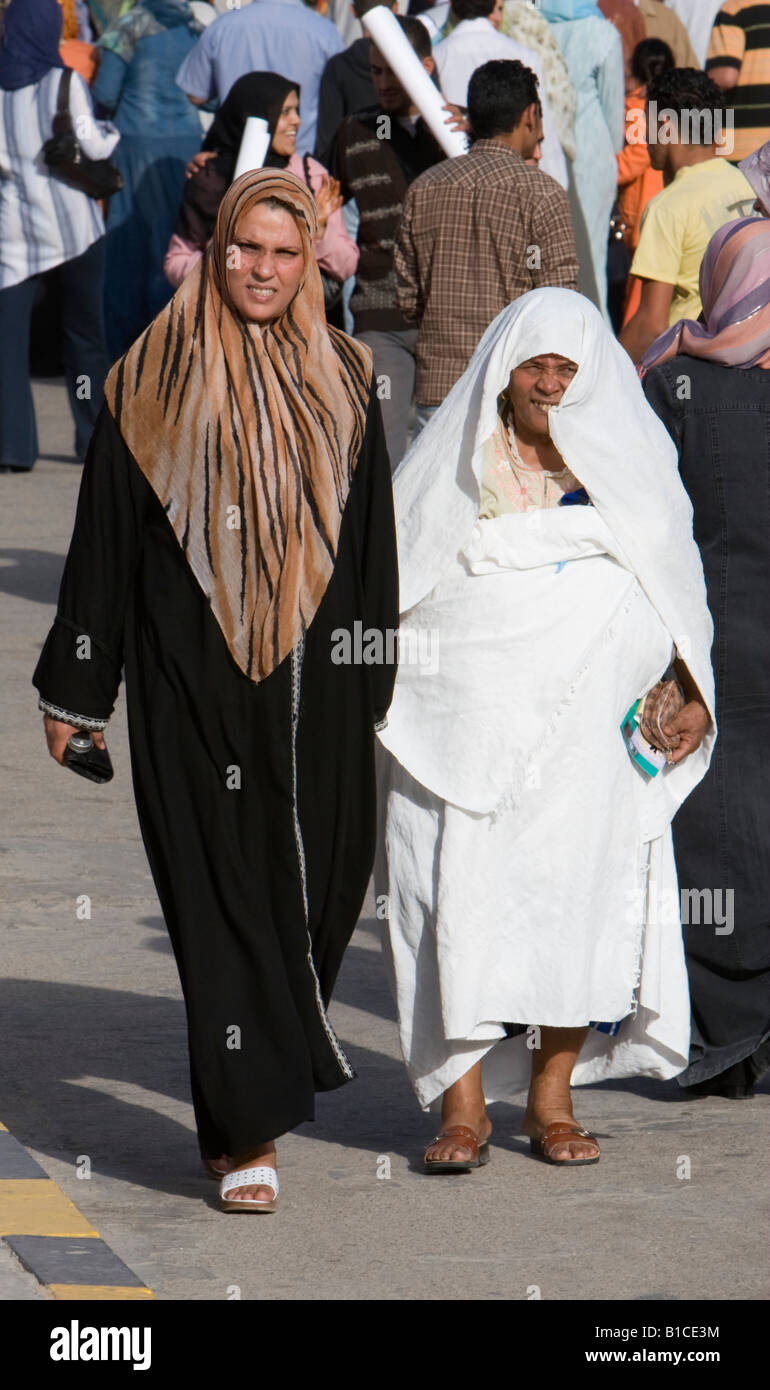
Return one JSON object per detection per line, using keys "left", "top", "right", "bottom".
{"left": 34, "top": 167, "right": 398, "bottom": 1209}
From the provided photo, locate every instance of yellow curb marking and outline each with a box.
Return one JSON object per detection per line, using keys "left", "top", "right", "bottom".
{"left": 0, "top": 1181, "right": 100, "bottom": 1237}
{"left": 0, "top": 1126, "right": 156, "bottom": 1299}
{"left": 49, "top": 1285, "right": 156, "bottom": 1301}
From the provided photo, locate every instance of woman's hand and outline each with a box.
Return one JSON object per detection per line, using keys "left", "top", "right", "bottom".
{"left": 660, "top": 701, "right": 711, "bottom": 765}
{"left": 44, "top": 715, "right": 106, "bottom": 767}
{"left": 313, "top": 174, "right": 342, "bottom": 237}
{"left": 639, "top": 680, "right": 682, "bottom": 753}
{"left": 185, "top": 149, "right": 217, "bottom": 180}
{"left": 658, "top": 656, "right": 712, "bottom": 764}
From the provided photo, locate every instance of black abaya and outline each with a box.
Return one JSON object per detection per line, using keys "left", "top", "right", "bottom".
{"left": 644, "top": 356, "right": 770, "bottom": 1092}
{"left": 33, "top": 386, "right": 399, "bottom": 1155}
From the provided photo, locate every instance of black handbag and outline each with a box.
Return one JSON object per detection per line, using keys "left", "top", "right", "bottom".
{"left": 607, "top": 199, "right": 630, "bottom": 283}
{"left": 42, "top": 68, "right": 123, "bottom": 200}
{"left": 607, "top": 198, "right": 631, "bottom": 334}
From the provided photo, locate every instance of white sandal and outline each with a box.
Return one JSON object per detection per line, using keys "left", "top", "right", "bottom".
{"left": 219, "top": 1166, "right": 279, "bottom": 1212}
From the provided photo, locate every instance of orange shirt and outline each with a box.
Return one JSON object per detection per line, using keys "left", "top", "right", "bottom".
{"left": 60, "top": 39, "right": 99, "bottom": 87}
{"left": 617, "top": 88, "right": 663, "bottom": 253}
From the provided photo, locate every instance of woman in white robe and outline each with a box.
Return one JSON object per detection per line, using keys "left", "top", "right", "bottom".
{"left": 376, "top": 288, "right": 715, "bottom": 1168}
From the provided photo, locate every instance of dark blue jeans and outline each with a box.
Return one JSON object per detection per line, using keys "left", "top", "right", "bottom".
{"left": 0, "top": 238, "right": 111, "bottom": 469}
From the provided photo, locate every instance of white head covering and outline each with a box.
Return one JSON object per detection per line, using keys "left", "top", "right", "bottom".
{"left": 393, "top": 287, "right": 715, "bottom": 726}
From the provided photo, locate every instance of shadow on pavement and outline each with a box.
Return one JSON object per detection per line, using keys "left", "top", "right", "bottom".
{"left": 0, "top": 978, "right": 199, "bottom": 1198}
{"left": 5, "top": 948, "right": 762, "bottom": 1203}
{"left": 0, "top": 549, "right": 65, "bottom": 606}
{"left": 0, "top": 975, "right": 425, "bottom": 1198}
{"left": 138, "top": 915, "right": 174, "bottom": 955}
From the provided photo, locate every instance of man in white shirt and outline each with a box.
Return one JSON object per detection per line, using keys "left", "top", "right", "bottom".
{"left": 428, "top": 0, "right": 567, "bottom": 188}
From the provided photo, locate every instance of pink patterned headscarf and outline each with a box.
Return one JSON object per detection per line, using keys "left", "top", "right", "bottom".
{"left": 640, "top": 217, "right": 770, "bottom": 377}
{"left": 739, "top": 140, "right": 770, "bottom": 216}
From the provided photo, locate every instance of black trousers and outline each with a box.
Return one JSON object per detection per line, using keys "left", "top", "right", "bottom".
{"left": 0, "top": 238, "right": 111, "bottom": 469}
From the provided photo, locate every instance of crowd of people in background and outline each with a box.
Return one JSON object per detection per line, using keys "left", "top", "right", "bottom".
{"left": 2, "top": 0, "right": 768, "bottom": 470}
{"left": 2, "top": 0, "right": 770, "bottom": 1199}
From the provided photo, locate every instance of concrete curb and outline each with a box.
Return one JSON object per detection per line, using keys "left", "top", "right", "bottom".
{"left": 0, "top": 1123, "right": 154, "bottom": 1301}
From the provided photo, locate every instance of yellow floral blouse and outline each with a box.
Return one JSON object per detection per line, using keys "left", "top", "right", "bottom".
{"left": 479, "top": 410, "right": 581, "bottom": 517}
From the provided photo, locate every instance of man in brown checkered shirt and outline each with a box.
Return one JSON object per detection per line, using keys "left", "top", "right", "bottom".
{"left": 395, "top": 60, "right": 578, "bottom": 426}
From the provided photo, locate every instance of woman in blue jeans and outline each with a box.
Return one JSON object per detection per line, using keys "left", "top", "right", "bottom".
{"left": 0, "top": 0, "right": 119, "bottom": 472}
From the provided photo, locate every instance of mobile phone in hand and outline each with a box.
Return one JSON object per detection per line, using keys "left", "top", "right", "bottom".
{"left": 64, "top": 732, "right": 114, "bottom": 784}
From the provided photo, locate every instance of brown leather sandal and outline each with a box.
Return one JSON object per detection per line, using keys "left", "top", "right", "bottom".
{"left": 529, "top": 1122, "right": 600, "bottom": 1166}
{"left": 423, "top": 1124, "right": 491, "bottom": 1174}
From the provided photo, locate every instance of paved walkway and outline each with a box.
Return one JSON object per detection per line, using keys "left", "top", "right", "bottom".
{"left": 0, "top": 380, "right": 766, "bottom": 1301}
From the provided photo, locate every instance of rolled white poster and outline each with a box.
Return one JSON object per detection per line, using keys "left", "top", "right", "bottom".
{"left": 361, "top": 5, "right": 468, "bottom": 158}
{"left": 233, "top": 116, "right": 271, "bottom": 182}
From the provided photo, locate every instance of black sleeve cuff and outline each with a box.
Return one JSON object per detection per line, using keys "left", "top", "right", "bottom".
{"left": 32, "top": 615, "right": 122, "bottom": 723}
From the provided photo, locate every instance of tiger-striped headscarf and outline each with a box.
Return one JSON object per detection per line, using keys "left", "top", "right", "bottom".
{"left": 105, "top": 168, "right": 373, "bottom": 683}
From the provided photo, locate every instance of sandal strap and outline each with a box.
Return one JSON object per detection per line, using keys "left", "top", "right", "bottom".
{"left": 220, "top": 1166, "right": 279, "bottom": 1198}
{"left": 539, "top": 1123, "right": 598, "bottom": 1156}
{"left": 427, "top": 1124, "right": 482, "bottom": 1156}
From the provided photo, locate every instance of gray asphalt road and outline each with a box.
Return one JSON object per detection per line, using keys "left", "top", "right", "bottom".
{"left": 1, "top": 380, "right": 767, "bottom": 1302}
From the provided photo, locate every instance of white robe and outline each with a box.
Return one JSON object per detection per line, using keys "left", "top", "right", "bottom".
{"left": 376, "top": 288, "right": 717, "bottom": 1112}
{"left": 377, "top": 508, "right": 688, "bottom": 1108}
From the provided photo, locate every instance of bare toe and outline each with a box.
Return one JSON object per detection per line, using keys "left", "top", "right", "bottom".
{"left": 227, "top": 1182, "right": 275, "bottom": 1202}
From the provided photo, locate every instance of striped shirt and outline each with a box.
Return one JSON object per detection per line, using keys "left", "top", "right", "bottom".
{"left": 0, "top": 68, "right": 119, "bottom": 291}
{"left": 706, "top": 1, "right": 770, "bottom": 162}
{"left": 332, "top": 108, "right": 444, "bottom": 334}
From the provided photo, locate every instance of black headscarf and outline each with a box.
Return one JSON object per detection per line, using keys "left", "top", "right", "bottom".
{"left": 203, "top": 72, "right": 299, "bottom": 178}
{"left": 175, "top": 71, "right": 299, "bottom": 251}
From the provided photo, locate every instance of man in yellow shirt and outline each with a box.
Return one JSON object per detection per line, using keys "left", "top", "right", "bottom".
{"left": 621, "top": 67, "right": 755, "bottom": 363}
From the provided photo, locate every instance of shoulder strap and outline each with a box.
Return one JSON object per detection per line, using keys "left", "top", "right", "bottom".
{"left": 57, "top": 67, "right": 73, "bottom": 116}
